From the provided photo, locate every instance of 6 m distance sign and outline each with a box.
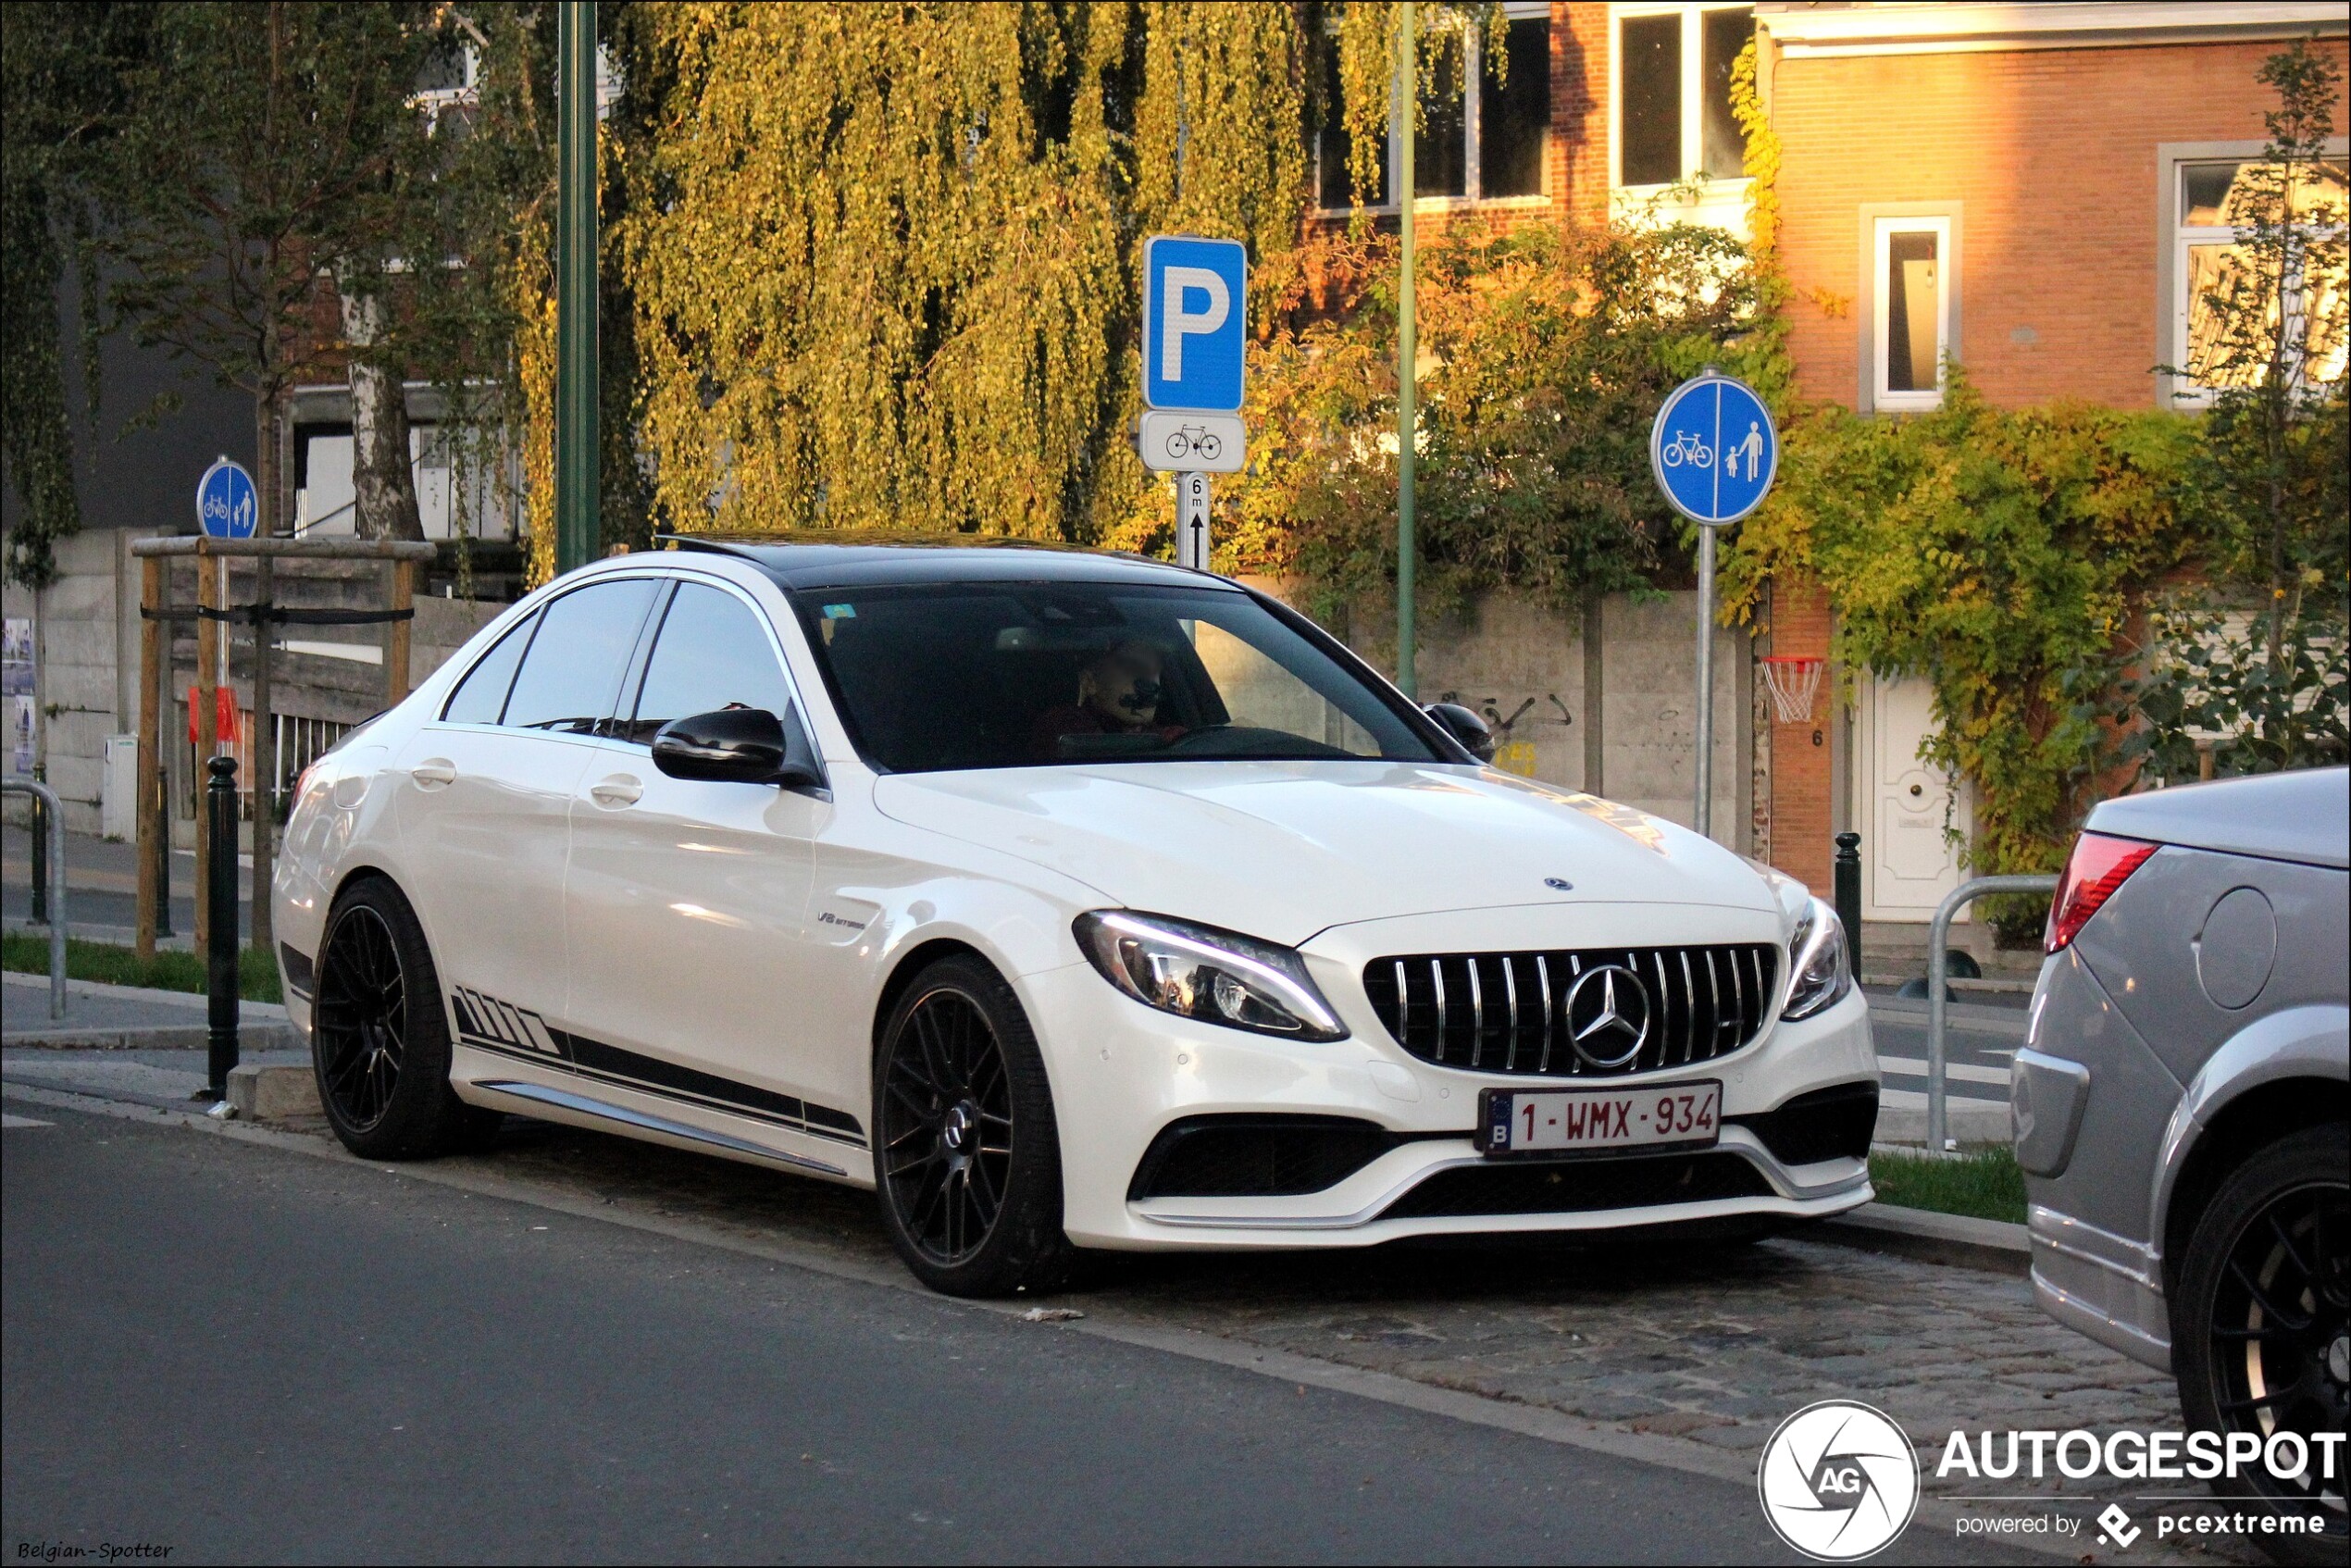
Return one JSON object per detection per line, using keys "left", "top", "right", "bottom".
{"left": 1650, "top": 373, "right": 1777, "bottom": 528}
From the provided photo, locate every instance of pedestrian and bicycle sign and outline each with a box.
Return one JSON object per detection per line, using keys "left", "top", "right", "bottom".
{"left": 1649, "top": 372, "right": 1776, "bottom": 528}
{"left": 195, "top": 455, "right": 258, "bottom": 540}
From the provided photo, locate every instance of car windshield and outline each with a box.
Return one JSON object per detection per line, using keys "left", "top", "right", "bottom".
{"left": 790, "top": 581, "right": 1440, "bottom": 773}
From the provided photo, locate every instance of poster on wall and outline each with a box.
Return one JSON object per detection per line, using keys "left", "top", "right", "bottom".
{"left": 2, "top": 618, "right": 32, "bottom": 777}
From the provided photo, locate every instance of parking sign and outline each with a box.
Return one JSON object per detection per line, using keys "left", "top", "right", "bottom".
{"left": 1143, "top": 235, "right": 1246, "bottom": 413}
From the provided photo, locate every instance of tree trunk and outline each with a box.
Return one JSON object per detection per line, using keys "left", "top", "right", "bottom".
{"left": 337, "top": 269, "right": 425, "bottom": 541}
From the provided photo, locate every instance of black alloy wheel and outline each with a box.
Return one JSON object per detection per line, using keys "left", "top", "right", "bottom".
{"left": 316, "top": 902, "right": 407, "bottom": 1134}
{"left": 874, "top": 954, "right": 1072, "bottom": 1297}
{"left": 310, "top": 877, "right": 502, "bottom": 1161}
{"left": 2177, "top": 1124, "right": 2349, "bottom": 1565}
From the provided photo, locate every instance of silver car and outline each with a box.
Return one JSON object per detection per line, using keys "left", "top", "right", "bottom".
{"left": 2015, "top": 765, "right": 2347, "bottom": 1560}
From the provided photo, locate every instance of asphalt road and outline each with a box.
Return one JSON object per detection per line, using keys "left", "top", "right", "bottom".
{"left": 2, "top": 1105, "right": 2036, "bottom": 1566}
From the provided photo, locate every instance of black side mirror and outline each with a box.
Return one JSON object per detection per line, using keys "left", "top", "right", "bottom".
{"left": 1424, "top": 702, "right": 1496, "bottom": 764}
{"left": 652, "top": 707, "right": 824, "bottom": 790}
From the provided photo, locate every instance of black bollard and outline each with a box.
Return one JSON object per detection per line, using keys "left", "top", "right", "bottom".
{"left": 27, "top": 782, "right": 46, "bottom": 925}
{"left": 1834, "top": 830, "right": 1863, "bottom": 983}
{"left": 205, "top": 754, "right": 240, "bottom": 1101}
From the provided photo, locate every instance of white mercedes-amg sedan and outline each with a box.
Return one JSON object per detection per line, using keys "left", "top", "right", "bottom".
{"left": 273, "top": 541, "right": 1877, "bottom": 1295}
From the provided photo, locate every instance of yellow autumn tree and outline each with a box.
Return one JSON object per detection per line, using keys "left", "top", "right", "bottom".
{"left": 610, "top": 1, "right": 1311, "bottom": 543}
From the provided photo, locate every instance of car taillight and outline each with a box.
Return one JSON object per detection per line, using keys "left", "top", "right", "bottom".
{"left": 2045, "top": 832, "right": 2158, "bottom": 953}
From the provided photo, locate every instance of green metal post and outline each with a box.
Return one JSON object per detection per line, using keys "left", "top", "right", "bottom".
{"left": 1395, "top": 2, "right": 1417, "bottom": 698}
{"left": 555, "top": 1, "right": 600, "bottom": 576}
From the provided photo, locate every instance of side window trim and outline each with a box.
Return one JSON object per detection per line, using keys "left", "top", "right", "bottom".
{"left": 603, "top": 579, "right": 678, "bottom": 743}
{"left": 467, "top": 575, "right": 665, "bottom": 736}
{"left": 625, "top": 570, "right": 812, "bottom": 740}
{"left": 436, "top": 607, "right": 541, "bottom": 728}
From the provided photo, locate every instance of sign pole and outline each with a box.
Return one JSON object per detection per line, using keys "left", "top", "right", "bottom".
{"left": 1648, "top": 370, "right": 1777, "bottom": 845}
{"left": 555, "top": 0, "right": 600, "bottom": 576}
{"left": 1394, "top": 1, "right": 1417, "bottom": 699}
{"left": 1694, "top": 526, "right": 1716, "bottom": 839}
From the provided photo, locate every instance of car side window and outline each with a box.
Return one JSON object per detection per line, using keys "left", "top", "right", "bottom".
{"left": 499, "top": 578, "right": 662, "bottom": 736}
{"left": 441, "top": 611, "right": 538, "bottom": 726}
{"left": 624, "top": 582, "right": 797, "bottom": 744}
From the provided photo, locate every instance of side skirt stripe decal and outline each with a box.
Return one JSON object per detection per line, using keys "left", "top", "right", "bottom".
{"left": 474, "top": 1080, "right": 847, "bottom": 1177}
{"left": 448, "top": 988, "right": 866, "bottom": 1149}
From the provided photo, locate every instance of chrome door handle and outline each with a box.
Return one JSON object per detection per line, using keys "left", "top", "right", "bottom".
{"left": 412, "top": 759, "right": 457, "bottom": 789}
{"left": 589, "top": 775, "right": 643, "bottom": 808}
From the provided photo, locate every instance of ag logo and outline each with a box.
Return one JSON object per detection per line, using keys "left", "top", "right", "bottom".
{"left": 1757, "top": 1400, "right": 1920, "bottom": 1561}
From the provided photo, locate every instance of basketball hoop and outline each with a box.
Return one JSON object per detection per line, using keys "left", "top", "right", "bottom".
{"left": 1760, "top": 655, "right": 1824, "bottom": 724}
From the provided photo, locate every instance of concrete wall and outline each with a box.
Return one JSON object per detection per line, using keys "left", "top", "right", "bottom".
{"left": 1259, "top": 579, "right": 1754, "bottom": 852}
{"left": 3, "top": 529, "right": 146, "bottom": 833}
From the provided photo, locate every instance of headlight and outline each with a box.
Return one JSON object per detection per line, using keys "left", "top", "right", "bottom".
{"left": 1074, "top": 911, "right": 1348, "bottom": 1041}
{"left": 1782, "top": 897, "right": 1853, "bottom": 1021}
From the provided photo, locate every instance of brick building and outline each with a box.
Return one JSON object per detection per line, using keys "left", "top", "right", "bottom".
{"left": 1749, "top": 2, "right": 2346, "bottom": 923}
{"left": 1304, "top": 2, "right": 2344, "bottom": 933}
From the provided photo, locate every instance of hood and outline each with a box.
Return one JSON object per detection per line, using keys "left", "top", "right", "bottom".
{"left": 872, "top": 761, "right": 1780, "bottom": 946}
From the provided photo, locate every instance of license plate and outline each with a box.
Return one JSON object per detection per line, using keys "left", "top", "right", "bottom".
{"left": 1480, "top": 1081, "right": 1722, "bottom": 1157}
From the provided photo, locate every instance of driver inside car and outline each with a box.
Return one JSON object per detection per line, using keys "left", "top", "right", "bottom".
{"left": 1032, "top": 638, "right": 1189, "bottom": 758}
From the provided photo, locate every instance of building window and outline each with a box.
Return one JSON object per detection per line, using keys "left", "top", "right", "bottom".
{"left": 1613, "top": 4, "right": 1752, "bottom": 191}
{"left": 1315, "top": 5, "right": 1549, "bottom": 212}
{"left": 2169, "top": 156, "right": 2348, "bottom": 404}
{"left": 1873, "top": 217, "right": 1950, "bottom": 411}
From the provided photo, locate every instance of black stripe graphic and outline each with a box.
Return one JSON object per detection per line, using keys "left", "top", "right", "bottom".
{"left": 448, "top": 986, "right": 865, "bottom": 1148}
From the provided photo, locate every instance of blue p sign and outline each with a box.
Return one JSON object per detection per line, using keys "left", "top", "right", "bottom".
{"left": 1143, "top": 235, "right": 1247, "bottom": 413}
{"left": 195, "top": 455, "right": 258, "bottom": 540}
{"left": 1649, "top": 374, "right": 1777, "bottom": 527}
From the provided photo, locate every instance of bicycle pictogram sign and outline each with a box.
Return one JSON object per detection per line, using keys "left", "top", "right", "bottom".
{"left": 1661, "top": 430, "right": 1713, "bottom": 469}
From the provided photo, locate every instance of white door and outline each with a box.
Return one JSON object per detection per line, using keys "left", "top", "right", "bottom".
{"left": 395, "top": 576, "right": 664, "bottom": 1061}
{"left": 1860, "top": 675, "right": 1968, "bottom": 920}
{"left": 562, "top": 579, "right": 846, "bottom": 1141}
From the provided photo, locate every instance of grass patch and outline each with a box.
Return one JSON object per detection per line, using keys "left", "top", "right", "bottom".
{"left": 1868, "top": 1146, "right": 2026, "bottom": 1226}
{"left": 3, "top": 931, "right": 282, "bottom": 1005}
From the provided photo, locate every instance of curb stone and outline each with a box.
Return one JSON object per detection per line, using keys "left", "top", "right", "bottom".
{"left": 1813, "top": 1203, "right": 2030, "bottom": 1276}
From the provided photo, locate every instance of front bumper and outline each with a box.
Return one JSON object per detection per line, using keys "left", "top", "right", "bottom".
{"left": 1024, "top": 942, "right": 1878, "bottom": 1251}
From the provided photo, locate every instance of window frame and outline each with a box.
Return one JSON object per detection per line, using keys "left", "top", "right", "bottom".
{"left": 1608, "top": 2, "right": 1756, "bottom": 199}
{"left": 614, "top": 571, "right": 813, "bottom": 750}
{"left": 2157, "top": 138, "right": 2350, "bottom": 410}
{"left": 437, "top": 574, "right": 663, "bottom": 737}
{"left": 1869, "top": 214, "right": 1955, "bottom": 413}
{"left": 1312, "top": 0, "right": 1552, "bottom": 218}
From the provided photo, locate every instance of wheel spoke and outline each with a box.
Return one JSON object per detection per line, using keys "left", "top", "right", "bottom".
{"left": 2229, "top": 1258, "right": 2314, "bottom": 1334}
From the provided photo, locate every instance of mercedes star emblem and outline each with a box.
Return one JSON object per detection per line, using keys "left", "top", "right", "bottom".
{"left": 1565, "top": 964, "right": 1651, "bottom": 1069}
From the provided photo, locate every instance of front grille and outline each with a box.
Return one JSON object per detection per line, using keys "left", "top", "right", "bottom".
{"left": 1728, "top": 1081, "right": 1879, "bottom": 1166}
{"left": 1362, "top": 944, "right": 1779, "bottom": 1077}
{"left": 1127, "top": 1115, "right": 1411, "bottom": 1201}
{"left": 1380, "top": 1150, "right": 1773, "bottom": 1219}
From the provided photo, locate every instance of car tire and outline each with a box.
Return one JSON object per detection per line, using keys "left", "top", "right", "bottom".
{"left": 2173, "top": 1122, "right": 2349, "bottom": 1566}
{"left": 311, "top": 877, "right": 503, "bottom": 1161}
{"left": 873, "top": 953, "right": 1074, "bottom": 1298}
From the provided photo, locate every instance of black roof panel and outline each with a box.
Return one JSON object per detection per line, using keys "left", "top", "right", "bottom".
{"left": 661, "top": 535, "right": 1231, "bottom": 591}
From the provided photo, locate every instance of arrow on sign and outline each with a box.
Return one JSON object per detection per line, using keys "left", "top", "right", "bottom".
{"left": 1177, "top": 472, "right": 1211, "bottom": 572}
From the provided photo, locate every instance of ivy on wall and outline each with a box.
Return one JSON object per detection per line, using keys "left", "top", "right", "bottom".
{"left": 1721, "top": 384, "right": 2199, "bottom": 904}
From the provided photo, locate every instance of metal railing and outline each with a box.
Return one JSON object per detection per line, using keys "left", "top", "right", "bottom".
{"left": 1926, "top": 873, "right": 2059, "bottom": 1151}
{"left": 4, "top": 778, "right": 67, "bottom": 1019}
